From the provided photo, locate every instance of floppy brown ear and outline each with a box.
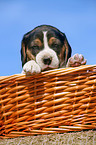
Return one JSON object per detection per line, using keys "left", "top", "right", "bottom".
{"left": 21, "top": 34, "right": 35, "bottom": 67}
{"left": 64, "top": 38, "right": 72, "bottom": 64}
{"left": 21, "top": 39, "right": 27, "bottom": 67}
{"left": 60, "top": 36, "right": 72, "bottom": 67}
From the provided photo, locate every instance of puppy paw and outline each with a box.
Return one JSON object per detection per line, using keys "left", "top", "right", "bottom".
{"left": 21, "top": 60, "right": 41, "bottom": 75}
{"left": 66, "top": 54, "right": 87, "bottom": 67}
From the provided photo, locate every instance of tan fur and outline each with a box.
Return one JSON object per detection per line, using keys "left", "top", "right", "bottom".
{"left": 31, "top": 38, "right": 42, "bottom": 47}
{"left": 26, "top": 48, "right": 35, "bottom": 61}
{"left": 49, "top": 37, "right": 60, "bottom": 46}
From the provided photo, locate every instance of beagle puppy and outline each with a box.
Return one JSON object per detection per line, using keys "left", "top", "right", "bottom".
{"left": 21, "top": 25, "right": 86, "bottom": 74}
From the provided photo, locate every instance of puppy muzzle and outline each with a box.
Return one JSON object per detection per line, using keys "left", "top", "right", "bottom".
{"left": 36, "top": 49, "right": 59, "bottom": 70}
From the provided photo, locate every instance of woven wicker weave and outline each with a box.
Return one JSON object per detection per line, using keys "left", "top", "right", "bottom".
{"left": 0, "top": 65, "right": 96, "bottom": 138}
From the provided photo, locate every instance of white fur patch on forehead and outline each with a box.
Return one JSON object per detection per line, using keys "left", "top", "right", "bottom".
{"left": 36, "top": 31, "right": 59, "bottom": 70}
{"left": 43, "top": 31, "right": 49, "bottom": 49}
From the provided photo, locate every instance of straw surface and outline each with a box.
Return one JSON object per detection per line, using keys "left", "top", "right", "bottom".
{"left": 0, "top": 65, "right": 96, "bottom": 138}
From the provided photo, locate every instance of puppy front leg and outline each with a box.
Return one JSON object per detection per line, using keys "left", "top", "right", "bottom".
{"left": 21, "top": 60, "right": 41, "bottom": 75}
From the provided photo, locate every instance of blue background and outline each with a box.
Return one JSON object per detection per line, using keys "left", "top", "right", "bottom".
{"left": 0, "top": 0, "right": 96, "bottom": 76}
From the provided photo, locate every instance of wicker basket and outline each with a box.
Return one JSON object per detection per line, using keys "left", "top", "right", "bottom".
{"left": 0, "top": 65, "right": 96, "bottom": 138}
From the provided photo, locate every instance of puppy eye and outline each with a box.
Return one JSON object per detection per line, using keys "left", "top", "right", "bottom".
{"left": 29, "top": 45, "right": 40, "bottom": 56}
{"left": 52, "top": 43, "right": 59, "bottom": 48}
{"left": 31, "top": 45, "right": 39, "bottom": 50}
{"left": 54, "top": 44, "right": 58, "bottom": 47}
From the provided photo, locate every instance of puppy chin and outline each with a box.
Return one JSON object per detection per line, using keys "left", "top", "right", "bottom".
{"left": 43, "top": 67, "right": 54, "bottom": 71}
{"left": 42, "top": 65, "right": 59, "bottom": 71}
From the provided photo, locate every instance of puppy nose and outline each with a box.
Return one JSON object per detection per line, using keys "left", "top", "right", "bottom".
{"left": 43, "top": 57, "right": 52, "bottom": 65}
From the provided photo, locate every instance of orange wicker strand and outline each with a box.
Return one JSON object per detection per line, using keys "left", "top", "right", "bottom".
{"left": 0, "top": 65, "right": 96, "bottom": 138}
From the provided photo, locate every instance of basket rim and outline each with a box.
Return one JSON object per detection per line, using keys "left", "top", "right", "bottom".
{"left": 0, "top": 65, "right": 96, "bottom": 80}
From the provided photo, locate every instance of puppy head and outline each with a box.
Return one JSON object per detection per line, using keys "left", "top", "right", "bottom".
{"left": 21, "top": 25, "right": 72, "bottom": 70}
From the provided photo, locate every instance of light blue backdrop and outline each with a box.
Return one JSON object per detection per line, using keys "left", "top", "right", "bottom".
{"left": 0, "top": 0, "right": 96, "bottom": 76}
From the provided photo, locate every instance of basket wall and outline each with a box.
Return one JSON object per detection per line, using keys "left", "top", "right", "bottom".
{"left": 0, "top": 65, "right": 96, "bottom": 138}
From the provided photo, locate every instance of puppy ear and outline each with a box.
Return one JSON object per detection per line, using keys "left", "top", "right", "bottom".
{"left": 21, "top": 37, "right": 27, "bottom": 67}
{"left": 64, "top": 37, "right": 72, "bottom": 64}
{"left": 59, "top": 35, "right": 72, "bottom": 67}
{"left": 21, "top": 34, "right": 35, "bottom": 67}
